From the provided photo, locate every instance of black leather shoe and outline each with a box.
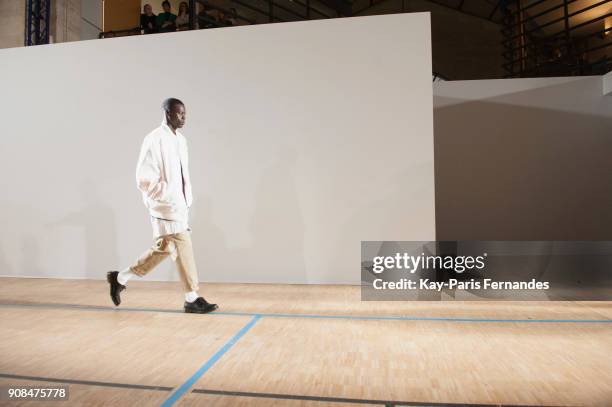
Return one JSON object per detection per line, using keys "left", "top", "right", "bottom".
{"left": 184, "top": 297, "right": 218, "bottom": 314}
{"left": 107, "top": 271, "right": 126, "bottom": 306}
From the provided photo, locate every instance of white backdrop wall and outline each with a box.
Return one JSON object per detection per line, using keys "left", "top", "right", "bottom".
{"left": 0, "top": 13, "right": 436, "bottom": 284}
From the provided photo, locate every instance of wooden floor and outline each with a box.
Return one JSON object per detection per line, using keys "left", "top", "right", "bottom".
{"left": 0, "top": 277, "right": 611, "bottom": 406}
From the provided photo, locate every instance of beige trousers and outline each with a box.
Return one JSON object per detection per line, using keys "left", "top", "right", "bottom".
{"left": 129, "top": 231, "right": 199, "bottom": 293}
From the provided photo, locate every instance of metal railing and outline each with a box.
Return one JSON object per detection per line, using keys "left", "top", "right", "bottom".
{"left": 25, "top": 0, "right": 51, "bottom": 46}
{"left": 99, "top": 0, "right": 332, "bottom": 38}
{"left": 502, "top": 0, "right": 612, "bottom": 77}
{"left": 433, "top": 72, "right": 449, "bottom": 82}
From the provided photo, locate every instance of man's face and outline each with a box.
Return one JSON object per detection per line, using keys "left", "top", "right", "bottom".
{"left": 144, "top": 4, "right": 152, "bottom": 14}
{"left": 163, "top": 3, "right": 171, "bottom": 12}
{"left": 167, "top": 104, "right": 186, "bottom": 129}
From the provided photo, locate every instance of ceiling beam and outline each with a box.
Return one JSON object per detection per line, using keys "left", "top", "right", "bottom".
{"left": 424, "top": 0, "right": 503, "bottom": 24}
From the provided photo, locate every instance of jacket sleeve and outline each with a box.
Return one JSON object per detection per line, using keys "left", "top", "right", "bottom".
{"left": 135, "top": 137, "right": 168, "bottom": 202}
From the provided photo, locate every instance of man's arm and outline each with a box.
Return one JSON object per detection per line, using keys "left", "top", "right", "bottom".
{"left": 135, "top": 137, "right": 168, "bottom": 202}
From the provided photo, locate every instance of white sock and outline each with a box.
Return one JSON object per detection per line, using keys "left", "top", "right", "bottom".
{"left": 117, "top": 267, "right": 136, "bottom": 286}
{"left": 185, "top": 291, "right": 199, "bottom": 303}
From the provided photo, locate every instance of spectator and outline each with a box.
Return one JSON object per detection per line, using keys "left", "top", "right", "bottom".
{"left": 156, "top": 0, "right": 177, "bottom": 33}
{"left": 227, "top": 8, "right": 238, "bottom": 26}
{"left": 218, "top": 10, "right": 232, "bottom": 26}
{"left": 176, "top": 1, "right": 190, "bottom": 31}
{"left": 197, "top": 3, "right": 216, "bottom": 29}
{"left": 140, "top": 4, "right": 157, "bottom": 34}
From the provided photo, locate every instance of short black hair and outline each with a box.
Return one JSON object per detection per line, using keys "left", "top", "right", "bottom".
{"left": 162, "top": 1, "right": 171, "bottom": 7}
{"left": 162, "top": 98, "right": 184, "bottom": 113}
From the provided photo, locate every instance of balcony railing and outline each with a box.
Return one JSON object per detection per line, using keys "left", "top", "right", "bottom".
{"left": 502, "top": 0, "right": 612, "bottom": 77}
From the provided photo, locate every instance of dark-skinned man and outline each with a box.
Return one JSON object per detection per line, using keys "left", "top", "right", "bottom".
{"left": 107, "top": 98, "right": 218, "bottom": 314}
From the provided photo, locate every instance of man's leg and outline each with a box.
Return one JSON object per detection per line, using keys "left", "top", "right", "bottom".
{"left": 129, "top": 236, "right": 173, "bottom": 278}
{"left": 107, "top": 236, "right": 172, "bottom": 306}
{"left": 171, "top": 232, "right": 200, "bottom": 294}
{"left": 171, "top": 231, "right": 218, "bottom": 313}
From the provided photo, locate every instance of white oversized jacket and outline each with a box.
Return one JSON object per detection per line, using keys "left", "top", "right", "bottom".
{"left": 135, "top": 116, "right": 193, "bottom": 223}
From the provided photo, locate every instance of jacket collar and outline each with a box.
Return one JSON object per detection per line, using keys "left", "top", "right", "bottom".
{"left": 161, "top": 114, "right": 181, "bottom": 137}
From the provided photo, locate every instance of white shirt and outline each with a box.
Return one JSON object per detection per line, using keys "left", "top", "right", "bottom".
{"left": 176, "top": 13, "right": 189, "bottom": 26}
{"left": 150, "top": 215, "right": 190, "bottom": 238}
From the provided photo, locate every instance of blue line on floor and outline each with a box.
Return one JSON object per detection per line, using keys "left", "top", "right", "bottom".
{"left": 1, "top": 302, "right": 610, "bottom": 324}
{"left": 160, "top": 314, "right": 261, "bottom": 407}
{"left": 211, "top": 311, "right": 612, "bottom": 324}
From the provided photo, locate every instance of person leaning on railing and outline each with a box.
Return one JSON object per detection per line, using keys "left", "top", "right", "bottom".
{"left": 176, "top": 1, "right": 191, "bottom": 31}
{"left": 227, "top": 7, "right": 238, "bottom": 26}
{"left": 197, "top": 2, "right": 217, "bottom": 29}
{"left": 156, "top": 0, "right": 177, "bottom": 33}
{"left": 140, "top": 3, "right": 158, "bottom": 34}
{"left": 217, "top": 10, "right": 232, "bottom": 26}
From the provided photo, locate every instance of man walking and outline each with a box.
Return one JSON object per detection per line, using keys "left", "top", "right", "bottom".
{"left": 107, "top": 98, "right": 218, "bottom": 314}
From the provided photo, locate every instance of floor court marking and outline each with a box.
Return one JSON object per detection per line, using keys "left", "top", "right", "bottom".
{"left": 0, "top": 373, "right": 173, "bottom": 391}
{"left": 160, "top": 314, "right": 261, "bottom": 407}
{"left": 0, "top": 301, "right": 611, "bottom": 324}
{"left": 0, "top": 373, "right": 560, "bottom": 407}
{"left": 191, "top": 388, "right": 560, "bottom": 407}
{"left": 0, "top": 291, "right": 601, "bottom": 407}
